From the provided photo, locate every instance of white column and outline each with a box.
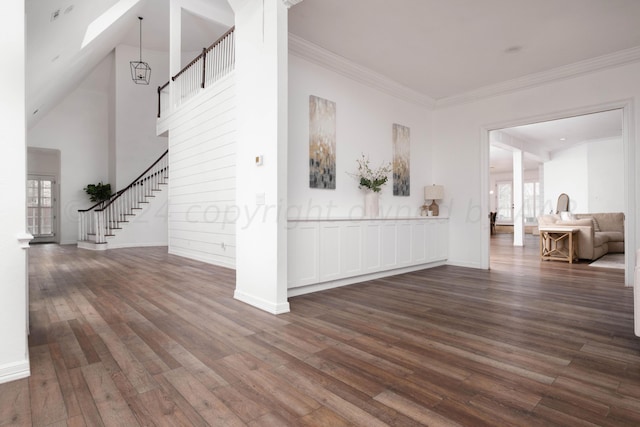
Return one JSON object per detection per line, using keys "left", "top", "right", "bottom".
{"left": 0, "top": 0, "right": 31, "bottom": 384}
{"left": 513, "top": 149, "right": 524, "bottom": 246}
{"left": 232, "top": 0, "right": 290, "bottom": 314}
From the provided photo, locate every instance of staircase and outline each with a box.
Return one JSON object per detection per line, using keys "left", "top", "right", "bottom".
{"left": 78, "top": 150, "right": 168, "bottom": 250}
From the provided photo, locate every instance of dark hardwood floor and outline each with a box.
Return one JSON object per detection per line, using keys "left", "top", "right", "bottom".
{"left": 1, "top": 235, "right": 638, "bottom": 426}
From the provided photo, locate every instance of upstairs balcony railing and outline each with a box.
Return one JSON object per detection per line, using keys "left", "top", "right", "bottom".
{"left": 158, "top": 26, "right": 235, "bottom": 118}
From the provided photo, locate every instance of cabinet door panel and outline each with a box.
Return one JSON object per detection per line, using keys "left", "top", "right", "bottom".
{"left": 341, "top": 223, "right": 363, "bottom": 275}
{"left": 319, "top": 223, "right": 341, "bottom": 280}
{"left": 364, "top": 223, "right": 381, "bottom": 271}
{"left": 381, "top": 223, "right": 397, "bottom": 267}
{"left": 397, "top": 222, "right": 412, "bottom": 265}
{"left": 288, "top": 224, "right": 319, "bottom": 287}
{"left": 412, "top": 222, "right": 427, "bottom": 263}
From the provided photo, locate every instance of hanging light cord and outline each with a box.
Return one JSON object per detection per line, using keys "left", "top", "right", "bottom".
{"left": 138, "top": 17, "right": 143, "bottom": 62}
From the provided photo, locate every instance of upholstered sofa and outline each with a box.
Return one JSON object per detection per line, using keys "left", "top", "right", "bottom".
{"left": 537, "top": 212, "right": 625, "bottom": 260}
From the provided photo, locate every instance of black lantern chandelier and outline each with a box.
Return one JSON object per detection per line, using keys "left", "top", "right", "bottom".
{"left": 130, "top": 16, "right": 151, "bottom": 85}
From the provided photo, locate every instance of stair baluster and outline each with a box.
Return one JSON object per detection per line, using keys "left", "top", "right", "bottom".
{"left": 78, "top": 150, "right": 169, "bottom": 245}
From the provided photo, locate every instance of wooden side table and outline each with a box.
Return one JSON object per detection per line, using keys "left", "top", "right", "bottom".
{"left": 539, "top": 227, "right": 580, "bottom": 264}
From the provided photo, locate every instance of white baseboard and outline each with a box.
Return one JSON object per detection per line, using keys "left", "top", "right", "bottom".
{"left": 168, "top": 248, "right": 236, "bottom": 270}
{"left": 287, "top": 261, "right": 446, "bottom": 298}
{"left": 445, "top": 259, "right": 484, "bottom": 269}
{"left": 234, "top": 290, "right": 290, "bottom": 315}
{"left": 0, "top": 359, "right": 30, "bottom": 385}
{"left": 108, "top": 242, "right": 168, "bottom": 249}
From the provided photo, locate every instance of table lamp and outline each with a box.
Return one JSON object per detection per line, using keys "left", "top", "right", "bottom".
{"left": 424, "top": 185, "right": 444, "bottom": 216}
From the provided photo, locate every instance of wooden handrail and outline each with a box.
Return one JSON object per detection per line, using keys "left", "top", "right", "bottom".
{"left": 98, "top": 150, "right": 169, "bottom": 212}
{"left": 78, "top": 150, "right": 169, "bottom": 213}
{"left": 204, "top": 26, "right": 235, "bottom": 55}
{"left": 158, "top": 26, "right": 235, "bottom": 118}
{"left": 157, "top": 81, "right": 170, "bottom": 118}
{"left": 171, "top": 26, "right": 235, "bottom": 82}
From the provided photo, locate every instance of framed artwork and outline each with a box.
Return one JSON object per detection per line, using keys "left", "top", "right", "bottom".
{"left": 393, "top": 123, "right": 410, "bottom": 196}
{"left": 309, "top": 95, "right": 336, "bottom": 189}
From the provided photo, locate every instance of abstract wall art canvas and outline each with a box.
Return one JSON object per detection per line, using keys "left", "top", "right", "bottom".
{"left": 309, "top": 95, "right": 336, "bottom": 189}
{"left": 392, "top": 123, "right": 410, "bottom": 196}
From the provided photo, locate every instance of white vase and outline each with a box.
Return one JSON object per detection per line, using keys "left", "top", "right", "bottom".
{"left": 365, "top": 192, "right": 380, "bottom": 217}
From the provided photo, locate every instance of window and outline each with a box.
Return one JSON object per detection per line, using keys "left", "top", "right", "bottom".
{"left": 523, "top": 181, "right": 542, "bottom": 223}
{"left": 496, "top": 181, "right": 512, "bottom": 221}
{"left": 496, "top": 180, "right": 541, "bottom": 223}
{"left": 27, "top": 176, "right": 55, "bottom": 238}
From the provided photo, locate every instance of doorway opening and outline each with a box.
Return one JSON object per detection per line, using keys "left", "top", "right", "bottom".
{"left": 27, "top": 148, "right": 61, "bottom": 244}
{"left": 487, "top": 108, "right": 625, "bottom": 270}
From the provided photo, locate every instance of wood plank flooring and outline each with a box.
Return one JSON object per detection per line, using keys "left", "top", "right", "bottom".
{"left": 1, "top": 235, "right": 638, "bottom": 426}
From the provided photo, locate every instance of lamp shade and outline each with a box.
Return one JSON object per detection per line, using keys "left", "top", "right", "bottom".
{"left": 424, "top": 185, "right": 444, "bottom": 200}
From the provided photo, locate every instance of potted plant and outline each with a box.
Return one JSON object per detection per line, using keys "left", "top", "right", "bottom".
{"left": 352, "top": 154, "right": 392, "bottom": 217}
{"left": 84, "top": 182, "right": 112, "bottom": 208}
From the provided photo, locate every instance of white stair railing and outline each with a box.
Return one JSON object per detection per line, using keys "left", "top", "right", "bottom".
{"left": 78, "top": 150, "right": 168, "bottom": 244}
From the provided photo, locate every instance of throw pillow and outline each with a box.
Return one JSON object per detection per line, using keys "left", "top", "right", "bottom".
{"left": 557, "top": 218, "right": 593, "bottom": 227}
{"left": 560, "top": 211, "right": 576, "bottom": 221}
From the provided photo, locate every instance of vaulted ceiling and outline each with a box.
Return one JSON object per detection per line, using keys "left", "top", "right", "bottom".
{"left": 26, "top": 0, "right": 640, "bottom": 131}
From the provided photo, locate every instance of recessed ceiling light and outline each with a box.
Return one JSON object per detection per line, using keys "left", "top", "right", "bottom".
{"left": 559, "top": 137, "right": 567, "bottom": 141}
{"left": 64, "top": 5, "right": 74, "bottom": 14}
{"left": 51, "top": 9, "right": 60, "bottom": 21}
{"left": 504, "top": 45, "right": 523, "bottom": 54}
{"left": 52, "top": 55, "right": 60, "bottom": 62}
{"left": 33, "top": 109, "right": 39, "bottom": 115}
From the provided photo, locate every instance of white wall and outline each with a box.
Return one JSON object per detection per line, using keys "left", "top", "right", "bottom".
{"left": 0, "top": 0, "right": 30, "bottom": 384}
{"left": 166, "top": 74, "right": 237, "bottom": 268}
{"left": 433, "top": 61, "right": 640, "bottom": 274}
{"left": 288, "top": 55, "right": 433, "bottom": 219}
{"left": 588, "top": 137, "right": 624, "bottom": 212}
{"left": 28, "top": 47, "right": 170, "bottom": 245}
{"left": 28, "top": 56, "right": 111, "bottom": 245}
{"left": 544, "top": 144, "right": 589, "bottom": 212}
{"left": 544, "top": 136, "right": 624, "bottom": 214}
{"left": 115, "top": 45, "right": 169, "bottom": 189}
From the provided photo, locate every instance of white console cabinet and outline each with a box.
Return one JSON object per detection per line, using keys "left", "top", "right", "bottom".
{"left": 287, "top": 217, "right": 448, "bottom": 296}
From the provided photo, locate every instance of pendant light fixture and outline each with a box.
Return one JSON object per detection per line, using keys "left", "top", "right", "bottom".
{"left": 130, "top": 16, "right": 151, "bottom": 85}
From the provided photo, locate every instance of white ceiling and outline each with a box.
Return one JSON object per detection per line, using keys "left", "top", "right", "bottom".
{"left": 26, "top": 0, "right": 640, "bottom": 128}
{"left": 490, "top": 109, "right": 623, "bottom": 173}
{"left": 289, "top": 0, "right": 640, "bottom": 101}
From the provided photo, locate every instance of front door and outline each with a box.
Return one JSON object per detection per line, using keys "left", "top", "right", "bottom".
{"left": 27, "top": 175, "right": 57, "bottom": 243}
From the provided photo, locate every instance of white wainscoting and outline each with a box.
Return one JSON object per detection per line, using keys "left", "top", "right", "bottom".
{"left": 288, "top": 217, "right": 448, "bottom": 296}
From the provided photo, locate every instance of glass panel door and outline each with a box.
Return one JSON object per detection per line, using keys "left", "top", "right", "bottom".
{"left": 27, "top": 175, "right": 56, "bottom": 241}
{"left": 496, "top": 181, "right": 513, "bottom": 222}
{"left": 523, "top": 181, "right": 542, "bottom": 223}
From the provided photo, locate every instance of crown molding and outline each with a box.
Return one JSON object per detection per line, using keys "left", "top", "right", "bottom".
{"left": 282, "top": 0, "right": 304, "bottom": 7}
{"left": 436, "top": 45, "right": 640, "bottom": 108}
{"left": 288, "top": 33, "right": 435, "bottom": 109}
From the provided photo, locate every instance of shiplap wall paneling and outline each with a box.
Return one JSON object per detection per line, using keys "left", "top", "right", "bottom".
{"left": 167, "top": 75, "right": 237, "bottom": 268}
